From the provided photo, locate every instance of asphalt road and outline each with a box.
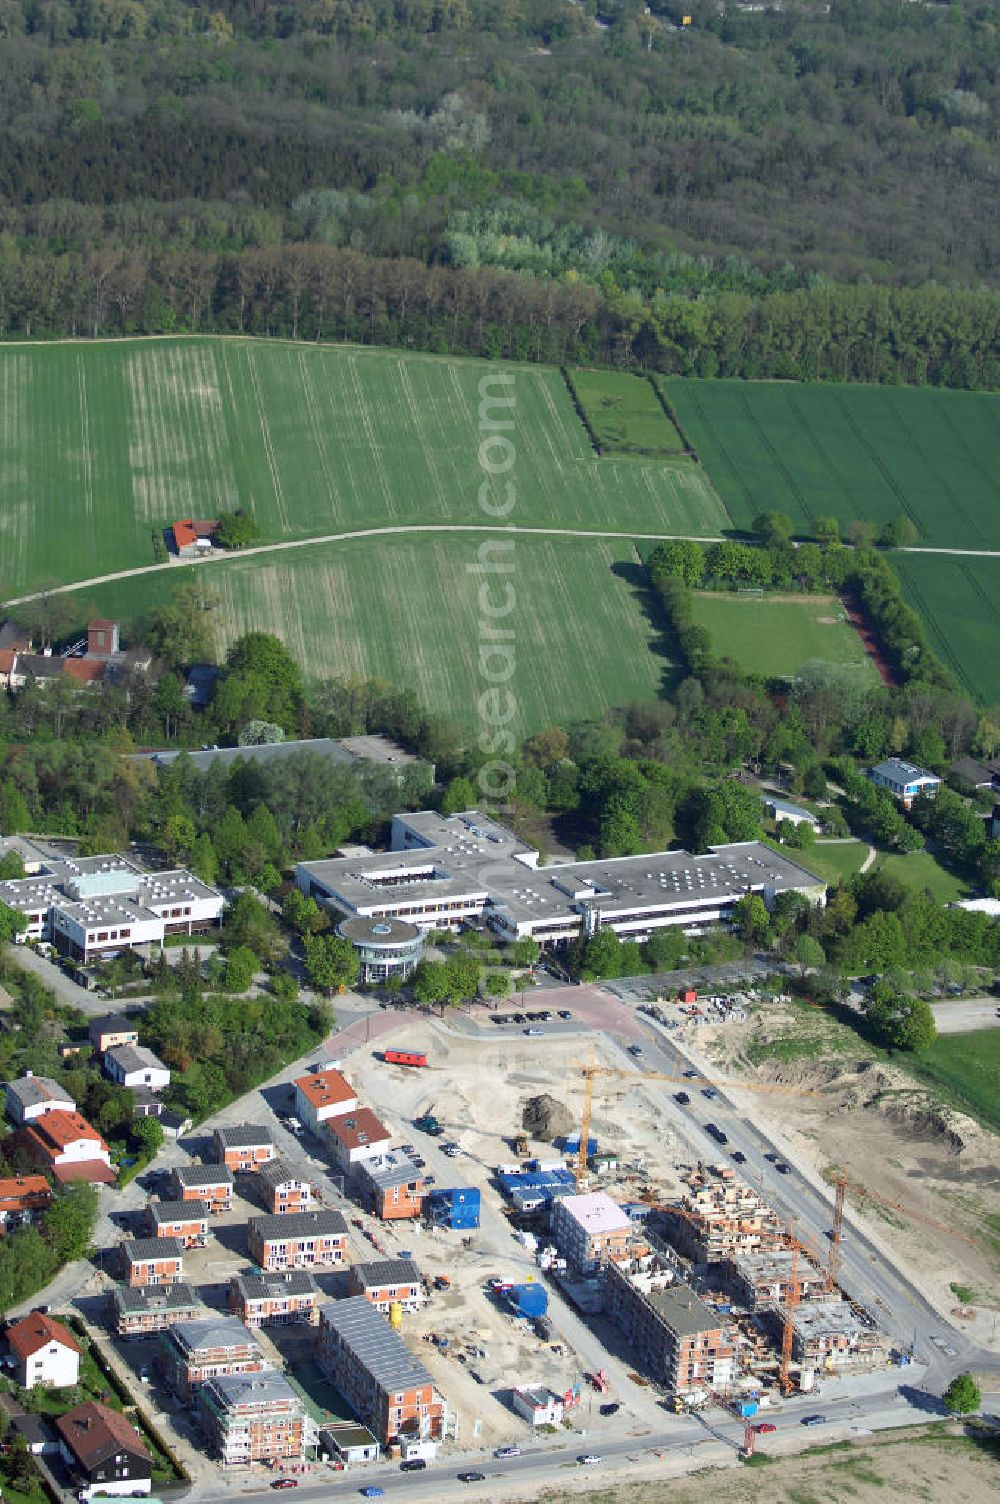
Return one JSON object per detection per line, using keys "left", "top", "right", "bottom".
{"left": 199, "top": 1378, "right": 945, "bottom": 1504}
{"left": 621, "top": 1017, "right": 996, "bottom": 1392}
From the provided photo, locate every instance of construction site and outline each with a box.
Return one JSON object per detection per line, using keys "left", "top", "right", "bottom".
{"left": 330, "top": 1008, "right": 917, "bottom": 1450}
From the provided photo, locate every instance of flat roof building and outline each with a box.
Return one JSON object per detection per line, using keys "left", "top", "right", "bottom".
{"left": 722, "top": 1249, "right": 827, "bottom": 1312}
{"left": 327, "top": 1109, "right": 392, "bottom": 1170}
{"left": 296, "top": 810, "right": 823, "bottom": 944}
{"left": 293, "top": 1067, "right": 357, "bottom": 1136}
{"left": 550, "top": 1191, "right": 631, "bottom": 1273}
{"left": 606, "top": 1260, "right": 737, "bottom": 1397}
{"left": 790, "top": 1299, "right": 884, "bottom": 1369}
{"left": 0, "top": 853, "right": 223, "bottom": 962}
{"left": 355, "top": 1152, "right": 425, "bottom": 1221}
{"left": 661, "top": 1169, "right": 781, "bottom": 1264}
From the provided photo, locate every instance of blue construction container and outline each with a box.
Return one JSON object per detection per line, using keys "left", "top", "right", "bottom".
{"left": 562, "top": 1134, "right": 598, "bottom": 1156}
{"left": 507, "top": 1283, "right": 548, "bottom": 1319}
{"left": 738, "top": 1400, "right": 759, "bottom": 1418}
{"left": 430, "top": 1187, "right": 481, "bottom": 1230}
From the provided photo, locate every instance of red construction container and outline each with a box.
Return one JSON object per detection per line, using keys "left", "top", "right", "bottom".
{"left": 383, "top": 1049, "right": 429, "bottom": 1068}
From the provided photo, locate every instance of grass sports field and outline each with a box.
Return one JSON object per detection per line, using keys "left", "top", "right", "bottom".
{"left": 893, "top": 552, "right": 1000, "bottom": 703}
{"left": 70, "top": 535, "right": 677, "bottom": 736}
{"left": 0, "top": 338, "right": 730, "bottom": 596}
{"left": 664, "top": 377, "right": 1000, "bottom": 549}
{"left": 566, "top": 368, "right": 688, "bottom": 457}
{"left": 689, "top": 592, "right": 876, "bottom": 680}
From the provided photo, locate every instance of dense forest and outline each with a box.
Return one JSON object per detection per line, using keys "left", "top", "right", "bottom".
{"left": 2, "top": 0, "right": 1000, "bottom": 382}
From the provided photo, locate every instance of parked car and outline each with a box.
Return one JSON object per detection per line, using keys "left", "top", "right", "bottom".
{"left": 458, "top": 1472, "right": 487, "bottom": 1482}
{"left": 558, "top": 1009, "right": 573, "bottom": 1019}
{"left": 524, "top": 1027, "right": 543, "bottom": 1036}
{"left": 578, "top": 1454, "right": 604, "bottom": 1466}
{"left": 800, "top": 1414, "right": 827, "bottom": 1426}
{"left": 731, "top": 1150, "right": 747, "bottom": 1164}
{"left": 683, "top": 1069, "right": 699, "bottom": 1079}
{"left": 271, "top": 1483, "right": 298, "bottom": 1492}
{"left": 494, "top": 1445, "right": 521, "bottom": 1458}
{"left": 755, "top": 1422, "right": 777, "bottom": 1434}
{"left": 776, "top": 1161, "right": 791, "bottom": 1174}
{"left": 702, "top": 1086, "right": 718, "bottom": 1099}
{"left": 628, "top": 1045, "right": 643, "bottom": 1056}
{"left": 704, "top": 1122, "right": 728, "bottom": 1144}
{"left": 360, "top": 1489, "right": 385, "bottom": 1499}
{"left": 599, "top": 1402, "right": 620, "bottom": 1416}
{"left": 674, "top": 1091, "right": 690, "bottom": 1105}
{"left": 764, "top": 1151, "right": 779, "bottom": 1163}
{"left": 400, "top": 1458, "right": 427, "bottom": 1471}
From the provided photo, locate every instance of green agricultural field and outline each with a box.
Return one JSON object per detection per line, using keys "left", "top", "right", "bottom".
{"left": 894, "top": 552, "right": 1000, "bottom": 703}
{"left": 0, "top": 337, "right": 730, "bottom": 597}
{"left": 689, "top": 592, "right": 875, "bottom": 680}
{"left": 71, "top": 534, "right": 677, "bottom": 736}
{"left": 664, "top": 377, "right": 1000, "bottom": 549}
{"left": 567, "top": 368, "right": 688, "bottom": 458}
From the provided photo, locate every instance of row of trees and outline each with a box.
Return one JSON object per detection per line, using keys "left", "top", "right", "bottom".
{"left": 6, "top": 241, "right": 1000, "bottom": 387}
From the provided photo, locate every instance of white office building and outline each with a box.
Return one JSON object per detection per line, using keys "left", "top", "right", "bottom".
{"left": 296, "top": 810, "right": 824, "bottom": 947}
{"left": 0, "top": 854, "right": 224, "bottom": 962}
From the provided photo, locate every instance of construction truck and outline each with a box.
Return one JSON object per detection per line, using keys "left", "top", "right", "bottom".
{"left": 515, "top": 1133, "right": 529, "bottom": 1156}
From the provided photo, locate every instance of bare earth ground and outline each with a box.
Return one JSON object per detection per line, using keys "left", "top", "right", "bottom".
{"left": 530, "top": 1424, "right": 1000, "bottom": 1504}
{"left": 684, "top": 1001, "right": 1000, "bottom": 1339}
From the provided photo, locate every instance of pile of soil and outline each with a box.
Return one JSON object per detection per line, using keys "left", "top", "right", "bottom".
{"left": 522, "top": 1093, "right": 573, "bottom": 1142}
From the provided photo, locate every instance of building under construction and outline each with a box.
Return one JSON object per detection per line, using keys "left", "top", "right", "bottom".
{"left": 788, "top": 1299, "right": 885, "bottom": 1370}
{"left": 659, "top": 1168, "right": 781, "bottom": 1265}
{"left": 722, "top": 1248, "right": 827, "bottom": 1312}
{"left": 605, "top": 1257, "right": 738, "bottom": 1397}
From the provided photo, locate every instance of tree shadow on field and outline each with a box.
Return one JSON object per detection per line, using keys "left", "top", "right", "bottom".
{"left": 610, "top": 558, "right": 682, "bottom": 698}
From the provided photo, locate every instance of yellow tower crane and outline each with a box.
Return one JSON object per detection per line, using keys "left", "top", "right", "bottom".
{"left": 572, "top": 1049, "right": 820, "bottom": 1191}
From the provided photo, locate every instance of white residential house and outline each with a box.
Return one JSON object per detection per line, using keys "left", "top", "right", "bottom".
{"left": 761, "top": 796, "right": 821, "bottom": 833}
{"left": 511, "top": 1387, "right": 565, "bottom": 1427}
{"left": 5, "top": 1073, "right": 76, "bottom": 1126}
{"left": 104, "top": 1045, "right": 171, "bottom": 1093}
{"left": 6, "top": 1313, "right": 81, "bottom": 1389}
{"left": 292, "top": 1068, "right": 358, "bottom": 1137}
{"left": 867, "top": 759, "right": 942, "bottom": 809}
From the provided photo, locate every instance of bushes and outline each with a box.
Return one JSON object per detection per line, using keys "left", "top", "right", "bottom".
{"left": 847, "top": 552, "right": 956, "bottom": 692}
